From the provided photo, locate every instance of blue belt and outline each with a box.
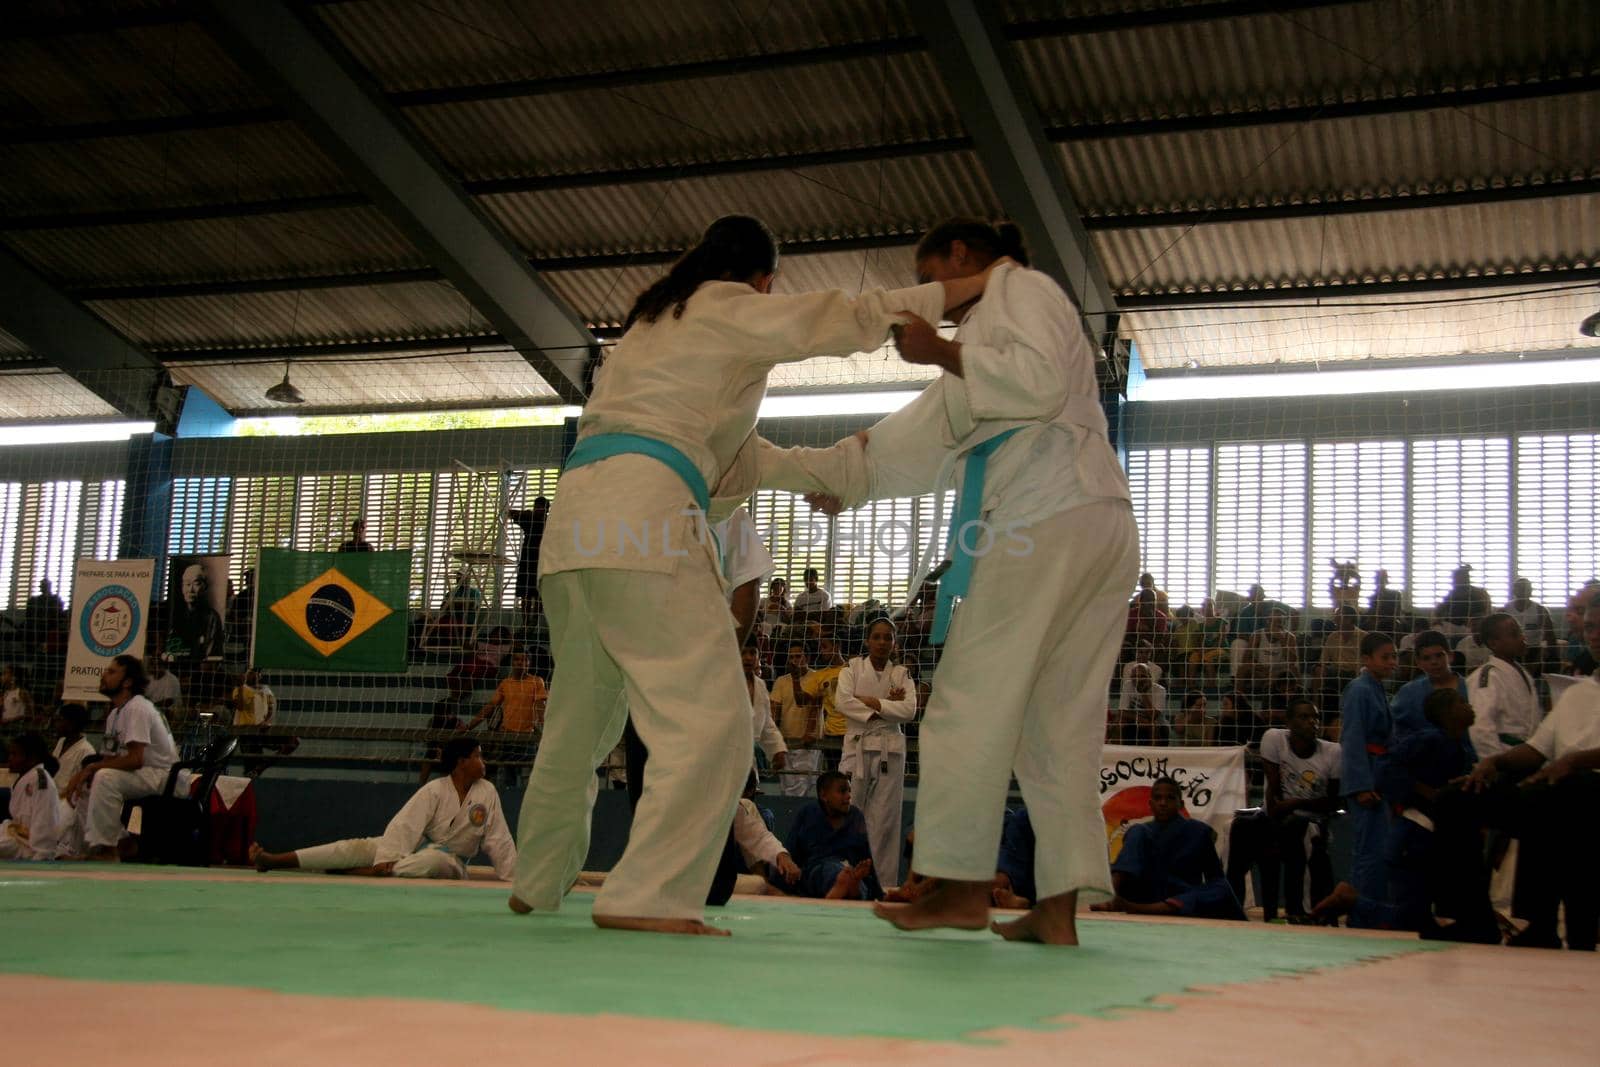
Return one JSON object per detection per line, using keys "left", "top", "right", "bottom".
{"left": 931, "top": 427, "right": 1021, "bottom": 645}
{"left": 564, "top": 432, "right": 709, "bottom": 514}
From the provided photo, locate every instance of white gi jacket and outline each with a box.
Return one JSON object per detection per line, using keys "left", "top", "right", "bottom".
{"left": 541, "top": 279, "right": 946, "bottom": 583}
{"left": 1466, "top": 656, "right": 1543, "bottom": 758}
{"left": 836, "top": 655, "right": 918, "bottom": 760}
{"left": 731, "top": 797, "right": 786, "bottom": 868}
{"left": 2, "top": 764, "right": 68, "bottom": 859}
{"left": 377, "top": 777, "right": 516, "bottom": 880}
{"left": 747, "top": 672, "right": 786, "bottom": 762}
{"left": 51, "top": 736, "right": 97, "bottom": 796}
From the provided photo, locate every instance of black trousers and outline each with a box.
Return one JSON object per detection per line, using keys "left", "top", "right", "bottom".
{"left": 1504, "top": 775, "right": 1600, "bottom": 951}
{"left": 1226, "top": 810, "right": 1333, "bottom": 919}
{"left": 622, "top": 717, "right": 743, "bottom": 907}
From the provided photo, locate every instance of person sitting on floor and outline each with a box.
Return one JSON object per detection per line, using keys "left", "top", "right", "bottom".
{"left": 1226, "top": 698, "right": 1340, "bottom": 922}
{"left": 731, "top": 770, "right": 802, "bottom": 886}
{"left": 1091, "top": 776, "right": 1245, "bottom": 920}
{"left": 769, "top": 770, "right": 878, "bottom": 900}
{"left": 50, "top": 703, "right": 96, "bottom": 799}
{"left": 992, "top": 806, "right": 1037, "bottom": 909}
{"left": 250, "top": 738, "right": 514, "bottom": 880}
{"left": 0, "top": 734, "right": 69, "bottom": 861}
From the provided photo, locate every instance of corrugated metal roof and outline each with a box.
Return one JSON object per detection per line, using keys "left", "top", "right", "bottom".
{"left": 403, "top": 52, "right": 957, "bottom": 181}
{"left": 1125, "top": 283, "right": 1600, "bottom": 369}
{"left": 1015, "top": 0, "right": 1600, "bottom": 126}
{"left": 166, "top": 347, "right": 560, "bottom": 414}
{"left": 0, "top": 327, "right": 29, "bottom": 357}
{"left": 318, "top": 0, "right": 915, "bottom": 92}
{"left": 1098, "top": 193, "right": 1600, "bottom": 293}
{"left": 1060, "top": 94, "right": 1600, "bottom": 215}
{"left": 5, "top": 206, "right": 422, "bottom": 287}
{"left": 0, "top": 123, "right": 355, "bottom": 215}
{"left": 480, "top": 153, "right": 992, "bottom": 261}
{"left": 0, "top": 17, "right": 268, "bottom": 129}
{"left": 0, "top": 367, "right": 121, "bottom": 421}
{"left": 87, "top": 281, "right": 488, "bottom": 350}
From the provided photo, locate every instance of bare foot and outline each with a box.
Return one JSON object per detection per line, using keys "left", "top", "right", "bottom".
{"left": 991, "top": 892, "right": 1080, "bottom": 945}
{"left": 825, "top": 864, "right": 865, "bottom": 900}
{"left": 1089, "top": 896, "right": 1127, "bottom": 913}
{"left": 873, "top": 879, "right": 990, "bottom": 932}
{"left": 592, "top": 914, "right": 731, "bottom": 937}
{"left": 1309, "top": 881, "right": 1358, "bottom": 921}
{"left": 508, "top": 894, "right": 532, "bottom": 914}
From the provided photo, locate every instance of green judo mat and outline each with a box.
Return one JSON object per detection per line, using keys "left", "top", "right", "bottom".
{"left": 0, "top": 871, "right": 1443, "bottom": 1042}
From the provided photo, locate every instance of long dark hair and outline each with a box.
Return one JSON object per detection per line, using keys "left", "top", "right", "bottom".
{"left": 623, "top": 215, "right": 780, "bottom": 330}
{"left": 915, "top": 217, "right": 1030, "bottom": 268}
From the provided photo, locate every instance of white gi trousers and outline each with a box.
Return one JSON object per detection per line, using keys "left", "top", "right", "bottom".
{"left": 84, "top": 766, "right": 168, "bottom": 849}
{"left": 838, "top": 742, "right": 905, "bottom": 886}
{"left": 781, "top": 748, "right": 823, "bottom": 797}
{"left": 913, "top": 500, "right": 1139, "bottom": 901}
{"left": 0, "top": 828, "right": 48, "bottom": 860}
{"left": 513, "top": 564, "right": 752, "bottom": 921}
{"left": 295, "top": 838, "right": 466, "bottom": 879}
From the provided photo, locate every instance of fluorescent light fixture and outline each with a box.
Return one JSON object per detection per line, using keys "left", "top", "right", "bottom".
{"left": 1130, "top": 357, "right": 1600, "bottom": 402}
{"left": 758, "top": 390, "right": 923, "bottom": 418}
{"left": 0, "top": 421, "right": 156, "bottom": 446}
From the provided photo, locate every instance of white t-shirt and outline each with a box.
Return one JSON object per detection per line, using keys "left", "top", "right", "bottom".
{"left": 792, "top": 587, "right": 832, "bottom": 614}
{"left": 714, "top": 507, "right": 772, "bottom": 598}
{"left": 1527, "top": 678, "right": 1600, "bottom": 769}
{"left": 1, "top": 687, "right": 29, "bottom": 723}
{"left": 102, "top": 695, "right": 179, "bottom": 774}
{"left": 1118, "top": 681, "right": 1167, "bottom": 714}
{"left": 1259, "top": 728, "right": 1341, "bottom": 801}
{"left": 146, "top": 671, "right": 182, "bottom": 709}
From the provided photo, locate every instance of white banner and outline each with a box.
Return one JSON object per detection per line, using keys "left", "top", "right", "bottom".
{"left": 1099, "top": 745, "right": 1249, "bottom": 864}
{"left": 63, "top": 558, "right": 155, "bottom": 702}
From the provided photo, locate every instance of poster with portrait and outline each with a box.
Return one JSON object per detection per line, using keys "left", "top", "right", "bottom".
{"left": 63, "top": 558, "right": 155, "bottom": 702}
{"left": 166, "top": 555, "right": 230, "bottom": 662}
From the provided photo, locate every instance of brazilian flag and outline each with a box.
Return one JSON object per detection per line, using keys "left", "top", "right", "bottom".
{"left": 252, "top": 549, "right": 410, "bottom": 672}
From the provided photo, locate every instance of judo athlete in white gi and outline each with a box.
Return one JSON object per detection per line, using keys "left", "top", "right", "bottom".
{"left": 782, "top": 219, "right": 1139, "bottom": 944}
{"left": 1466, "top": 613, "right": 1544, "bottom": 760}
{"left": 250, "top": 738, "right": 514, "bottom": 879}
{"left": 508, "top": 215, "right": 992, "bottom": 935}
{"left": 835, "top": 618, "right": 917, "bottom": 886}
{"left": 0, "top": 734, "right": 70, "bottom": 860}
{"left": 61, "top": 654, "right": 180, "bottom": 860}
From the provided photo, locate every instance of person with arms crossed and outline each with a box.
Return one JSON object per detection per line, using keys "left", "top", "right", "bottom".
{"left": 835, "top": 617, "right": 916, "bottom": 887}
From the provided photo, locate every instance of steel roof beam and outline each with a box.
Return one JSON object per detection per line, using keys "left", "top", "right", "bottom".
{"left": 195, "top": 0, "right": 592, "bottom": 402}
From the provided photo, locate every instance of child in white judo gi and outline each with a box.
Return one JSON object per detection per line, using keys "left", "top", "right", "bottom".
{"left": 835, "top": 617, "right": 917, "bottom": 886}
{"left": 250, "top": 738, "right": 514, "bottom": 880}
{"left": 508, "top": 214, "right": 993, "bottom": 935}
{"left": 0, "top": 734, "right": 69, "bottom": 861}
{"left": 784, "top": 218, "right": 1139, "bottom": 943}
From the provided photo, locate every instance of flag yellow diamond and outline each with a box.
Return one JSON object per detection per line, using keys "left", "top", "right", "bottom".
{"left": 268, "top": 567, "right": 393, "bottom": 658}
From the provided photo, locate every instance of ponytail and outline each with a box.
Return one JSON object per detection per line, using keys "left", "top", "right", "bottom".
{"left": 915, "top": 217, "right": 1031, "bottom": 268}
{"left": 623, "top": 215, "right": 780, "bottom": 330}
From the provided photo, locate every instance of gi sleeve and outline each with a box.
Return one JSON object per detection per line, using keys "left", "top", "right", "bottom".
{"left": 733, "top": 799, "right": 786, "bottom": 868}
{"left": 376, "top": 783, "right": 436, "bottom": 863}
{"left": 715, "top": 283, "right": 948, "bottom": 364}
{"left": 834, "top": 660, "right": 876, "bottom": 727}
{"left": 480, "top": 795, "right": 518, "bottom": 881}
{"left": 751, "top": 678, "right": 786, "bottom": 759}
{"left": 1467, "top": 667, "right": 1506, "bottom": 758}
{"left": 874, "top": 665, "right": 918, "bottom": 724}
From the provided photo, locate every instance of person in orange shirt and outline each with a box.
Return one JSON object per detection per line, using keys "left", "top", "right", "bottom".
{"left": 467, "top": 651, "right": 547, "bottom": 784}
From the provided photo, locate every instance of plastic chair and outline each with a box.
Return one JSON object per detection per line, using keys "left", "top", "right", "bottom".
{"left": 125, "top": 736, "right": 240, "bottom": 866}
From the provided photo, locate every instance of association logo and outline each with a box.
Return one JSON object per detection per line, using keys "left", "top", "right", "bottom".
{"left": 80, "top": 584, "right": 141, "bottom": 657}
{"left": 468, "top": 804, "right": 488, "bottom": 827}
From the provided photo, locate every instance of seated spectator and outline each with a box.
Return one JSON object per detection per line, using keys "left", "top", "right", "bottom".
{"left": 1464, "top": 598, "right": 1600, "bottom": 950}
{"left": 1454, "top": 617, "right": 1494, "bottom": 672}
{"left": 1123, "top": 589, "right": 1170, "bottom": 669}
{"left": 1316, "top": 607, "right": 1366, "bottom": 706}
{"left": 1562, "top": 581, "right": 1600, "bottom": 675}
{"left": 0, "top": 734, "right": 69, "bottom": 861}
{"left": 1091, "top": 777, "right": 1245, "bottom": 919}
{"left": 992, "top": 806, "right": 1036, "bottom": 909}
{"left": 1213, "top": 691, "right": 1265, "bottom": 748}
{"left": 61, "top": 655, "right": 179, "bottom": 862}
{"left": 1240, "top": 609, "right": 1297, "bottom": 693}
{"left": 464, "top": 650, "right": 547, "bottom": 783}
{"left": 144, "top": 655, "right": 182, "bottom": 716}
{"left": 422, "top": 569, "right": 483, "bottom": 649}
{"left": 791, "top": 567, "right": 833, "bottom": 617}
{"left": 230, "top": 666, "right": 277, "bottom": 728}
{"left": 446, "top": 625, "right": 512, "bottom": 702}
{"left": 732, "top": 771, "right": 801, "bottom": 885}
{"left": 1171, "top": 690, "right": 1215, "bottom": 745}
{"left": 1226, "top": 699, "right": 1339, "bottom": 922}
{"left": 24, "top": 579, "right": 65, "bottom": 655}
{"left": 1364, "top": 570, "right": 1405, "bottom": 638}
{"left": 1192, "top": 599, "right": 1229, "bottom": 685}
{"left": 1262, "top": 670, "right": 1306, "bottom": 731}
{"left": 1229, "top": 584, "right": 1290, "bottom": 679}
{"left": 1377, "top": 689, "right": 1499, "bottom": 942}
{"left": 769, "top": 770, "right": 878, "bottom": 900}
{"left": 758, "top": 577, "right": 792, "bottom": 640}
{"left": 251, "top": 738, "right": 514, "bottom": 880}
{"left": 1136, "top": 572, "right": 1171, "bottom": 615}
{"left": 1, "top": 664, "right": 35, "bottom": 725}
{"left": 1503, "top": 577, "right": 1557, "bottom": 673}
{"left": 1114, "top": 662, "right": 1168, "bottom": 746}
{"left": 1170, "top": 607, "right": 1201, "bottom": 684}
{"left": 1439, "top": 564, "right": 1492, "bottom": 631}
{"left": 50, "top": 704, "right": 96, "bottom": 798}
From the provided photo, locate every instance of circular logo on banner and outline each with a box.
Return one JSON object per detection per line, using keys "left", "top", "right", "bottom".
{"left": 81, "top": 585, "right": 141, "bottom": 657}
{"left": 305, "top": 584, "right": 356, "bottom": 642}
